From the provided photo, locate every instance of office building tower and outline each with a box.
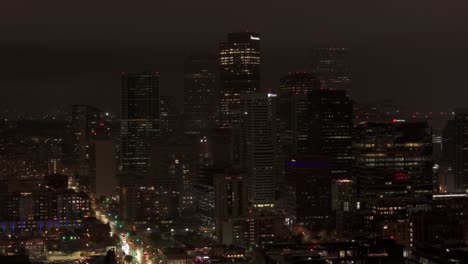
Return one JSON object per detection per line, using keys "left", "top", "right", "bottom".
{"left": 207, "top": 128, "right": 237, "bottom": 168}
{"left": 194, "top": 166, "right": 217, "bottom": 233}
{"left": 442, "top": 119, "right": 457, "bottom": 163}
{"left": 119, "top": 183, "right": 170, "bottom": 225}
{"left": 443, "top": 109, "right": 468, "bottom": 191}
{"left": 310, "top": 47, "right": 350, "bottom": 90}
{"left": 353, "top": 121, "right": 433, "bottom": 198}
{"left": 160, "top": 95, "right": 179, "bottom": 136}
{"left": 71, "top": 105, "right": 100, "bottom": 159}
{"left": 118, "top": 172, "right": 173, "bottom": 225}
{"left": 279, "top": 72, "right": 319, "bottom": 98}
{"left": 290, "top": 94, "right": 312, "bottom": 155}
{"left": 183, "top": 54, "right": 217, "bottom": 133}
{"left": 284, "top": 155, "right": 333, "bottom": 229}
{"left": 278, "top": 72, "right": 320, "bottom": 156}
{"left": 215, "top": 169, "right": 248, "bottom": 244}
{"left": 351, "top": 121, "right": 433, "bottom": 241}
{"left": 118, "top": 173, "right": 146, "bottom": 222}
{"left": 240, "top": 93, "right": 276, "bottom": 208}
{"left": 91, "top": 122, "right": 117, "bottom": 198}
{"left": 214, "top": 168, "right": 284, "bottom": 247}
{"left": 308, "top": 89, "right": 353, "bottom": 179}
{"left": 150, "top": 136, "right": 201, "bottom": 214}
{"left": 218, "top": 32, "right": 261, "bottom": 128}
{"left": 71, "top": 105, "right": 100, "bottom": 183}
{"left": 120, "top": 72, "right": 160, "bottom": 173}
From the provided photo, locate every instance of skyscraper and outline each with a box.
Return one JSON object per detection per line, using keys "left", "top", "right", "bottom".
{"left": 150, "top": 136, "right": 201, "bottom": 215}
{"left": 443, "top": 109, "right": 468, "bottom": 191}
{"left": 71, "top": 105, "right": 100, "bottom": 158}
{"left": 183, "top": 54, "right": 217, "bottom": 134}
{"left": 214, "top": 169, "right": 248, "bottom": 243}
{"left": 278, "top": 72, "right": 320, "bottom": 156}
{"left": 353, "top": 121, "right": 433, "bottom": 199}
{"left": 91, "top": 121, "right": 117, "bottom": 198}
{"left": 214, "top": 169, "right": 284, "bottom": 248}
{"left": 160, "top": 95, "right": 179, "bottom": 136}
{"left": 240, "top": 93, "right": 276, "bottom": 208}
{"left": 310, "top": 47, "right": 351, "bottom": 90}
{"left": 218, "top": 32, "right": 260, "bottom": 128}
{"left": 279, "top": 72, "right": 320, "bottom": 98}
{"left": 284, "top": 155, "right": 332, "bottom": 229}
{"left": 120, "top": 72, "right": 160, "bottom": 173}
{"left": 71, "top": 105, "right": 100, "bottom": 188}
{"left": 308, "top": 89, "right": 353, "bottom": 179}
{"left": 351, "top": 121, "right": 433, "bottom": 241}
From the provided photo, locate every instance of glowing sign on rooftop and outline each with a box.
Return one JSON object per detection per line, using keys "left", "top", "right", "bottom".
{"left": 250, "top": 35, "right": 260, "bottom": 40}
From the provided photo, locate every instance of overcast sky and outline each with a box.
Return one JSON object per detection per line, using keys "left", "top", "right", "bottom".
{"left": 1, "top": 0, "right": 467, "bottom": 113}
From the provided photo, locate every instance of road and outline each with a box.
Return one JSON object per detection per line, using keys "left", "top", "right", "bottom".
{"left": 95, "top": 207, "right": 158, "bottom": 264}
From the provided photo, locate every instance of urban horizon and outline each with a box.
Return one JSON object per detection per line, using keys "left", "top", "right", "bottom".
{"left": 2, "top": 1, "right": 468, "bottom": 264}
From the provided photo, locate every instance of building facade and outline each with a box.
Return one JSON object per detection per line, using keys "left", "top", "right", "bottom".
{"left": 218, "top": 32, "right": 260, "bottom": 128}
{"left": 120, "top": 72, "right": 160, "bottom": 173}
{"left": 183, "top": 54, "right": 218, "bottom": 134}
{"left": 310, "top": 47, "right": 351, "bottom": 90}
{"left": 240, "top": 93, "right": 276, "bottom": 209}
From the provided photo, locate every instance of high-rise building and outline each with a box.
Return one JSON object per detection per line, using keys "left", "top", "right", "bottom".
{"left": 351, "top": 121, "right": 433, "bottom": 241}
{"left": 160, "top": 95, "right": 179, "bottom": 136}
{"left": 71, "top": 105, "right": 100, "bottom": 184}
{"left": 218, "top": 32, "right": 261, "bottom": 128}
{"left": 214, "top": 169, "right": 248, "bottom": 243}
{"left": 207, "top": 128, "right": 237, "bottom": 168}
{"left": 150, "top": 136, "right": 201, "bottom": 214}
{"left": 284, "top": 155, "right": 333, "bottom": 230}
{"left": 183, "top": 54, "right": 217, "bottom": 134}
{"left": 91, "top": 121, "right": 117, "bottom": 198}
{"left": 290, "top": 94, "right": 312, "bottom": 155}
{"left": 71, "top": 105, "right": 100, "bottom": 159}
{"left": 119, "top": 171, "right": 175, "bottom": 225}
{"left": 310, "top": 47, "right": 350, "bottom": 90}
{"left": 442, "top": 119, "right": 456, "bottom": 163}
{"left": 278, "top": 72, "right": 320, "bottom": 156}
{"left": 308, "top": 89, "right": 353, "bottom": 179}
{"left": 353, "top": 121, "right": 433, "bottom": 198}
{"left": 194, "top": 166, "right": 217, "bottom": 233}
{"left": 120, "top": 72, "right": 160, "bottom": 173}
{"left": 214, "top": 168, "right": 285, "bottom": 248}
{"left": 240, "top": 93, "right": 276, "bottom": 208}
{"left": 443, "top": 109, "right": 468, "bottom": 191}
{"left": 118, "top": 172, "right": 146, "bottom": 222}
{"left": 279, "top": 72, "right": 320, "bottom": 98}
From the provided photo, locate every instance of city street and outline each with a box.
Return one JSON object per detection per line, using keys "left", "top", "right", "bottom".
{"left": 95, "top": 207, "right": 159, "bottom": 264}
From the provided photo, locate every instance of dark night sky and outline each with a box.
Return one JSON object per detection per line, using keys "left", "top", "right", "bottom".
{"left": 1, "top": 0, "right": 467, "bottom": 114}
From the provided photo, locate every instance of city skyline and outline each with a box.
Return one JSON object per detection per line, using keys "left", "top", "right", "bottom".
{"left": 2, "top": 2, "right": 468, "bottom": 263}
